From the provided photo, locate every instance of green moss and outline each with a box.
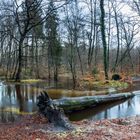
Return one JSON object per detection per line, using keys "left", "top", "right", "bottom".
{"left": 6, "top": 79, "right": 45, "bottom": 84}
{"left": 21, "top": 79, "right": 44, "bottom": 83}
{"left": 58, "top": 98, "right": 97, "bottom": 111}
{"left": 1, "top": 107, "right": 36, "bottom": 115}
{"left": 65, "top": 100, "right": 81, "bottom": 105}
{"left": 93, "top": 80, "right": 128, "bottom": 89}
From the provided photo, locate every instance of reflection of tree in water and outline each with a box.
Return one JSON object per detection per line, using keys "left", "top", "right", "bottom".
{"left": 104, "top": 110, "right": 108, "bottom": 119}
{"left": 15, "top": 84, "right": 40, "bottom": 112}
{"left": 24, "top": 85, "right": 28, "bottom": 101}
{"left": 127, "top": 99, "right": 133, "bottom": 108}
{"left": 0, "top": 82, "right": 44, "bottom": 122}
{"left": 0, "top": 106, "right": 18, "bottom": 123}
{"left": 1, "top": 107, "right": 5, "bottom": 122}
{"left": 30, "top": 85, "right": 35, "bottom": 104}
{"left": 15, "top": 84, "right": 24, "bottom": 112}
{"left": 7, "top": 85, "right": 12, "bottom": 104}
{"left": 68, "top": 100, "right": 127, "bottom": 121}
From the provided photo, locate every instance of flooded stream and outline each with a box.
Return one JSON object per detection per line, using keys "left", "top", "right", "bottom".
{"left": 0, "top": 79, "right": 140, "bottom": 122}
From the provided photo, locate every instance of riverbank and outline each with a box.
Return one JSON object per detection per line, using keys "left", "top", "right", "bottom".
{"left": 0, "top": 114, "right": 140, "bottom": 140}
{"left": 4, "top": 76, "right": 130, "bottom": 91}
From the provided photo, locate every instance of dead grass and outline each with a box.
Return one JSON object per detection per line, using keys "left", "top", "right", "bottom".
{"left": 0, "top": 114, "right": 140, "bottom": 140}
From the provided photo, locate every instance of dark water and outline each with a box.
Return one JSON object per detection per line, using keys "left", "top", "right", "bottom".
{"left": 0, "top": 79, "right": 140, "bottom": 122}
{"left": 68, "top": 95, "right": 140, "bottom": 121}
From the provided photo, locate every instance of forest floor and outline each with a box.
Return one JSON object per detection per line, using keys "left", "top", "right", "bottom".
{"left": 0, "top": 113, "right": 140, "bottom": 140}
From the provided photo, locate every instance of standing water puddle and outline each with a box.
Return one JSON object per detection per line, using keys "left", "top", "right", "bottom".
{"left": 0, "top": 80, "right": 140, "bottom": 122}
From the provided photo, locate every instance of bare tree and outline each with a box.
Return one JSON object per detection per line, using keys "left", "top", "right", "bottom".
{"left": 100, "top": 0, "right": 108, "bottom": 79}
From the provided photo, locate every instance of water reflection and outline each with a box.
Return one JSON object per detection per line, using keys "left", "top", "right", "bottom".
{"left": 0, "top": 82, "right": 40, "bottom": 122}
{"left": 0, "top": 80, "right": 140, "bottom": 122}
{"left": 68, "top": 96, "right": 140, "bottom": 121}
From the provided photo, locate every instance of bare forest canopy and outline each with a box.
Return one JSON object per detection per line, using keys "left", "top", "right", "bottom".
{"left": 0, "top": 0, "right": 140, "bottom": 86}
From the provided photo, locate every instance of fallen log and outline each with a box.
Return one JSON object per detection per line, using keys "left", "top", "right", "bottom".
{"left": 37, "top": 91, "right": 134, "bottom": 128}
{"left": 53, "top": 92, "right": 135, "bottom": 112}
{"left": 37, "top": 91, "right": 74, "bottom": 130}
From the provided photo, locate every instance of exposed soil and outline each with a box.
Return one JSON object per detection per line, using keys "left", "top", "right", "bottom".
{"left": 0, "top": 113, "right": 140, "bottom": 140}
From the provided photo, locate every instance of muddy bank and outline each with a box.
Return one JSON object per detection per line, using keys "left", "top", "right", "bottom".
{"left": 0, "top": 114, "right": 140, "bottom": 140}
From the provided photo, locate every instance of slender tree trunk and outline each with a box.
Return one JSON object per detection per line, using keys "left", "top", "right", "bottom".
{"left": 100, "top": 0, "right": 108, "bottom": 80}
{"left": 107, "top": 1, "right": 111, "bottom": 73}
{"left": 24, "top": 37, "right": 29, "bottom": 76}
{"left": 6, "top": 37, "right": 12, "bottom": 79}
{"left": 54, "top": 65, "right": 58, "bottom": 82}
{"left": 112, "top": 3, "right": 120, "bottom": 72}
{"left": 15, "top": 38, "right": 24, "bottom": 81}
{"left": 88, "top": 0, "right": 97, "bottom": 69}
{"left": 12, "top": 41, "right": 18, "bottom": 79}
{"left": 75, "top": 40, "right": 84, "bottom": 75}
{"left": 35, "top": 36, "right": 40, "bottom": 78}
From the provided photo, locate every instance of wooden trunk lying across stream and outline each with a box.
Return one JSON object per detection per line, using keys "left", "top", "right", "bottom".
{"left": 53, "top": 92, "right": 135, "bottom": 112}
{"left": 37, "top": 91, "right": 134, "bottom": 129}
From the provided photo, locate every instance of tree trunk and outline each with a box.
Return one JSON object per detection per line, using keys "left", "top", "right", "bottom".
{"left": 112, "top": 3, "right": 120, "bottom": 72}
{"left": 15, "top": 38, "right": 24, "bottom": 82}
{"left": 100, "top": 0, "right": 108, "bottom": 80}
{"left": 54, "top": 92, "right": 134, "bottom": 112}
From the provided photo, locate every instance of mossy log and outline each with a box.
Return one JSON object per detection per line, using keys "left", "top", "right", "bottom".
{"left": 53, "top": 92, "right": 134, "bottom": 112}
